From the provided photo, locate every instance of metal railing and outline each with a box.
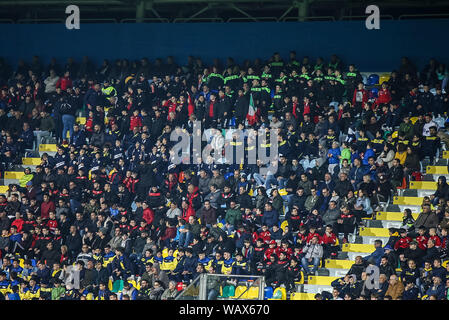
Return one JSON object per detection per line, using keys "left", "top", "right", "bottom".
{"left": 281, "top": 16, "right": 336, "bottom": 22}
{"left": 120, "top": 18, "right": 170, "bottom": 23}
{"left": 399, "top": 14, "right": 449, "bottom": 20}
{"left": 340, "top": 15, "right": 394, "bottom": 21}
{"left": 17, "top": 18, "right": 65, "bottom": 24}
{"left": 173, "top": 17, "right": 224, "bottom": 23}
{"left": 80, "top": 18, "right": 118, "bottom": 23}
{"left": 175, "top": 273, "right": 265, "bottom": 300}
{"left": 226, "top": 17, "right": 278, "bottom": 22}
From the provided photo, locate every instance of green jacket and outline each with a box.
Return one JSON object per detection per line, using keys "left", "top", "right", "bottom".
{"left": 340, "top": 148, "right": 351, "bottom": 164}
{"left": 51, "top": 286, "right": 66, "bottom": 300}
{"left": 225, "top": 208, "right": 242, "bottom": 226}
{"left": 398, "top": 122, "right": 414, "bottom": 139}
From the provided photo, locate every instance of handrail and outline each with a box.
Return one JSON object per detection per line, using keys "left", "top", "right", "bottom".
{"left": 120, "top": 18, "right": 170, "bottom": 23}
{"left": 173, "top": 17, "right": 224, "bottom": 23}
{"left": 399, "top": 14, "right": 449, "bottom": 20}
{"left": 226, "top": 17, "right": 278, "bottom": 22}
{"left": 80, "top": 18, "right": 118, "bottom": 23}
{"left": 340, "top": 15, "right": 394, "bottom": 21}
{"left": 17, "top": 18, "right": 65, "bottom": 24}
{"left": 174, "top": 274, "right": 202, "bottom": 300}
{"left": 281, "top": 16, "right": 336, "bottom": 22}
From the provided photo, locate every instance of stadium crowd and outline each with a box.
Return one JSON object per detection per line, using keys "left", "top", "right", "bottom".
{"left": 0, "top": 53, "right": 448, "bottom": 300}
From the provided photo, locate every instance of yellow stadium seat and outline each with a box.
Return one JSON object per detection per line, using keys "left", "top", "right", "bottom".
{"left": 393, "top": 196, "right": 423, "bottom": 206}
{"left": 426, "top": 166, "right": 448, "bottom": 175}
{"left": 76, "top": 117, "right": 86, "bottom": 125}
{"left": 39, "top": 144, "right": 58, "bottom": 152}
{"left": 108, "top": 279, "right": 113, "bottom": 291}
{"left": 294, "top": 271, "right": 305, "bottom": 285}
{"left": 409, "top": 181, "right": 437, "bottom": 190}
{"left": 233, "top": 285, "right": 249, "bottom": 299}
{"left": 379, "top": 74, "right": 390, "bottom": 85}
{"left": 324, "top": 259, "right": 354, "bottom": 270}
{"left": 307, "top": 276, "right": 339, "bottom": 286}
{"left": 269, "top": 287, "right": 286, "bottom": 300}
{"left": 4, "top": 172, "right": 25, "bottom": 180}
{"left": 290, "top": 292, "right": 316, "bottom": 300}
{"left": 22, "top": 158, "right": 42, "bottom": 166}
{"left": 376, "top": 211, "right": 419, "bottom": 221}
{"left": 246, "top": 286, "right": 259, "bottom": 299}
{"left": 359, "top": 227, "right": 390, "bottom": 238}
{"left": 341, "top": 243, "right": 375, "bottom": 253}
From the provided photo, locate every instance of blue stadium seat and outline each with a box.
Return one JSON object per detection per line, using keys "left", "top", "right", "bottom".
{"left": 367, "top": 74, "right": 379, "bottom": 86}
{"left": 264, "top": 286, "right": 273, "bottom": 299}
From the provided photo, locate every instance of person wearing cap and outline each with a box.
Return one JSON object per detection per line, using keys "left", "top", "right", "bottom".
{"left": 404, "top": 240, "right": 425, "bottom": 267}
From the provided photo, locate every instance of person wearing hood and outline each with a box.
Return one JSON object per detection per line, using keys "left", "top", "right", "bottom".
{"left": 431, "top": 176, "right": 449, "bottom": 206}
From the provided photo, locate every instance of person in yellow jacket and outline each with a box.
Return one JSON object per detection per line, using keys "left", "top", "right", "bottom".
{"left": 160, "top": 248, "right": 178, "bottom": 274}
{"left": 19, "top": 168, "right": 34, "bottom": 188}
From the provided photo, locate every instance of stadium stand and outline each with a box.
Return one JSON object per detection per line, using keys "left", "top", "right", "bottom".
{"left": 0, "top": 52, "right": 448, "bottom": 301}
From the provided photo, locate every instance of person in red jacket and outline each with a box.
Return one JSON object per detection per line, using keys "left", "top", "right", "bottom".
{"left": 40, "top": 194, "right": 55, "bottom": 220}
{"left": 306, "top": 226, "right": 322, "bottom": 244}
{"left": 180, "top": 200, "right": 195, "bottom": 223}
{"left": 375, "top": 82, "right": 392, "bottom": 108}
{"left": 352, "top": 82, "right": 368, "bottom": 113}
{"left": 142, "top": 201, "right": 155, "bottom": 226}
{"left": 394, "top": 228, "right": 412, "bottom": 254}
{"left": 160, "top": 219, "right": 177, "bottom": 247}
{"left": 428, "top": 227, "right": 441, "bottom": 248}
{"left": 55, "top": 71, "right": 73, "bottom": 91}
{"left": 263, "top": 240, "right": 278, "bottom": 261}
{"left": 257, "top": 224, "right": 272, "bottom": 244}
{"left": 416, "top": 226, "right": 428, "bottom": 251}
{"left": 321, "top": 225, "right": 338, "bottom": 259}
{"left": 10, "top": 212, "right": 24, "bottom": 233}
{"left": 46, "top": 211, "right": 58, "bottom": 234}
{"left": 129, "top": 109, "right": 142, "bottom": 131}
{"left": 162, "top": 96, "right": 178, "bottom": 118}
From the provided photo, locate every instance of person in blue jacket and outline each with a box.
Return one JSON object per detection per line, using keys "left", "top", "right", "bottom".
{"left": 261, "top": 202, "right": 279, "bottom": 228}
{"left": 327, "top": 141, "right": 341, "bottom": 176}
{"left": 348, "top": 157, "right": 368, "bottom": 190}
{"left": 362, "top": 239, "right": 385, "bottom": 266}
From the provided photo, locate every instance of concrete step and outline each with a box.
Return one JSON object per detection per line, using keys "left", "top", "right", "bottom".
{"left": 359, "top": 235, "right": 390, "bottom": 245}
{"left": 299, "top": 284, "right": 333, "bottom": 294}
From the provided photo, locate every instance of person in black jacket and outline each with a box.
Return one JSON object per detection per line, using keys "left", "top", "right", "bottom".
{"left": 59, "top": 95, "right": 77, "bottom": 144}
{"left": 431, "top": 176, "right": 449, "bottom": 205}
{"left": 234, "top": 89, "right": 249, "bottom": 126}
